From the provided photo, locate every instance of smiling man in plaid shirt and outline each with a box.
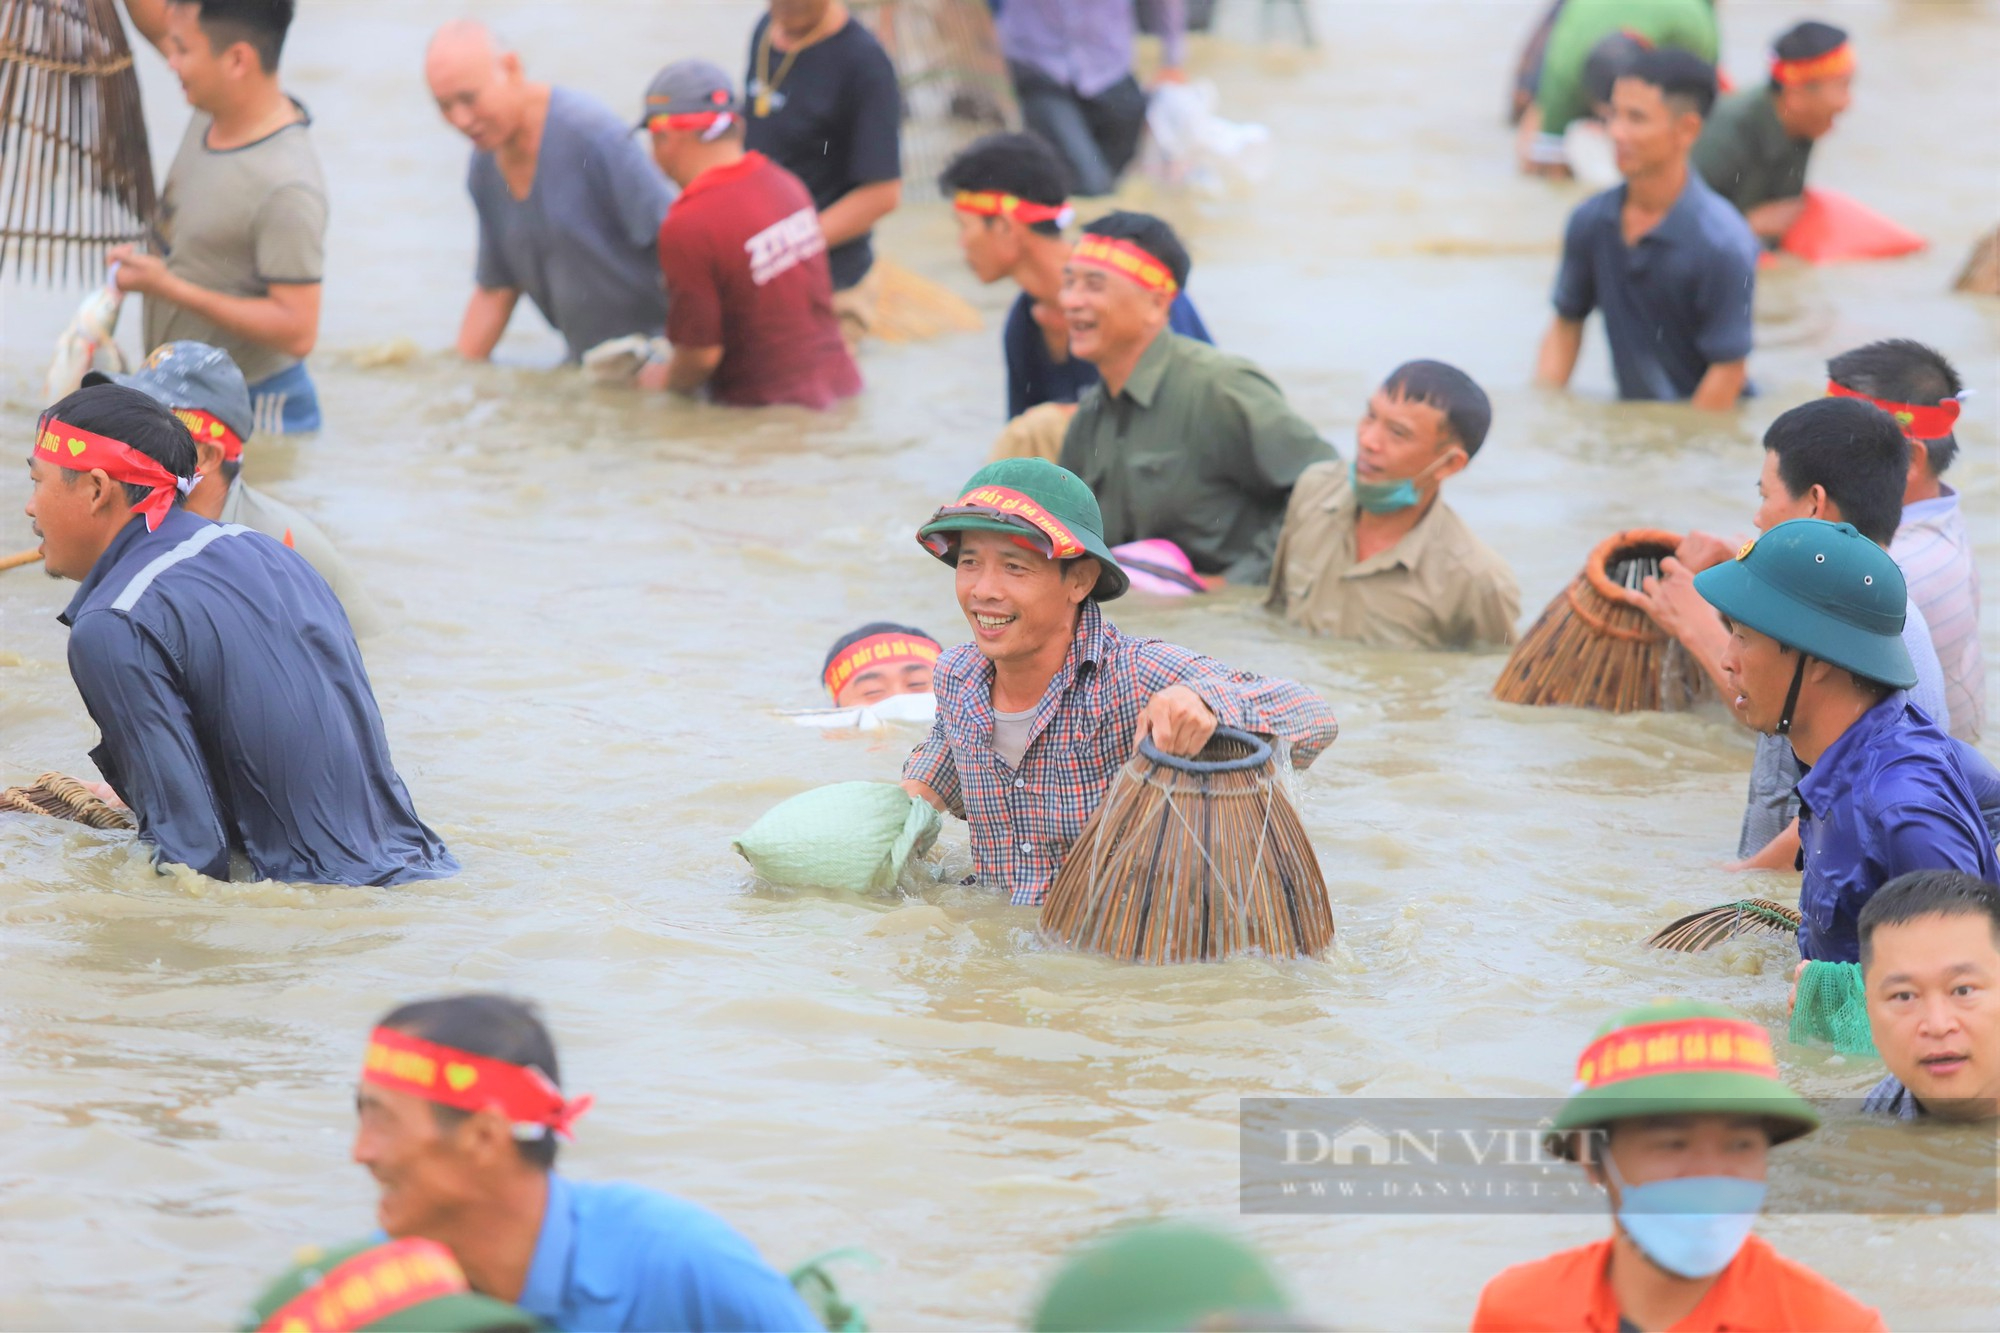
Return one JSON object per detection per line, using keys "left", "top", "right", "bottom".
{"left": 901, "top": 458, "right": 1339, "bottom": 906}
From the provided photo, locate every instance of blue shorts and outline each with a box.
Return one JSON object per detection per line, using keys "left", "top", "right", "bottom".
{"left": 247, "top": 360, "right": 322, "bottom": 434}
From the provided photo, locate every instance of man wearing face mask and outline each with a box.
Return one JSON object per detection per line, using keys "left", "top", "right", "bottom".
{"left": 1266, "top": 361, "right": 1519, "bottom": 650}
{"left": 1472, "top": 999, "right": 1884, "bottom": 1332}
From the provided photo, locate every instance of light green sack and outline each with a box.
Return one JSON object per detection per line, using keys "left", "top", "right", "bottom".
{"left": 733, "top": 781, "right": 940, "bottom": 893}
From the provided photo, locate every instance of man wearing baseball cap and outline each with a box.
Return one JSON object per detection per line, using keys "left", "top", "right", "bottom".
{"left": 240, "top": 1236, "right": 541, "bottom": 1332}
{"left": 639, "top": 60, "right": 859, "bottom": 409}
{"left": 1473, "top": 999, "right": 1883, "bottom": 1331}
{"left": 88, "top": 340, "right": 379, "bottom": 635}
{"left": 901, "top": 458, "right": 1337, "bottom": 906}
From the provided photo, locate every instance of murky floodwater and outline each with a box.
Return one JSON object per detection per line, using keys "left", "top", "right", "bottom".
{"left": 3, "top": 2, "right": 1997, "bottom": 1328}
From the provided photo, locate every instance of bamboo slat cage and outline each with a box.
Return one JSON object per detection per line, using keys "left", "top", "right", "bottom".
{"left": 854, "top": 0, "right": 1019, "bottom": 199}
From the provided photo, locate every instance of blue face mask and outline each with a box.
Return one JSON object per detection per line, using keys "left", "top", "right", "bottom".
{"left": 1604, "top": 1156, "right": 1766, "bottom": 1279}
{"left": 1349, "top": 456, "right": 1450, "bottom": 515}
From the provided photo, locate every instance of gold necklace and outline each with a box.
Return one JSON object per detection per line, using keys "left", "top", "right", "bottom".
{"left": 754, "top": 9, "right": 838, "bottom": 118}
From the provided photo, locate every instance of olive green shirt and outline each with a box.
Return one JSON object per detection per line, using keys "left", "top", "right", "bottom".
{"left": 1266, "top": 462, "right": 1520, "bottom": 650}
{"left": 1694, "top": 89, "right": 1814, "bottom": 215}
{"left": 1058, "top": 332, "right": 1334, "bottom": 585}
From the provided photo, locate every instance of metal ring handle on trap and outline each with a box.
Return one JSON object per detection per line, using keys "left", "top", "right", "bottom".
{"left": 1136, "top": 725, "right": 1273, "bottom": 774}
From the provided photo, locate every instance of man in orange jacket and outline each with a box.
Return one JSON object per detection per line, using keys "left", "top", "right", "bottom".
{"left": 1471, "top": 999, "right": 1883, "bottom": 1332}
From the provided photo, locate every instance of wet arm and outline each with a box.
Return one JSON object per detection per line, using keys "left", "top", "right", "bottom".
{"left": 1744, "top": 197, "right": 1807, "bottom": 243}
{"left": 662, "top": 344, "right": 724, "bottom": 395}
{"left": 1691, "top": 360, "right": 1748, "bottom": 412}
{"left": 121, "top": 0, "right": 170, "bottom": 54}
{"left": 1732, "top": 819, "right": 1801, "bottom": 872}
{"left": 133, "top": 273, "right": 321, "bottom": 361}
{"left": 1140, "top": 647, "right": 1339, "bottom": 769}
{"left": 1536, "top": 318, "right": 1583, "bottom": 387}
{"left": 902, "top": 713, "right": 965, "bottom": 819}
{"left": 820, "top": 180, "right": 902, "bottom": 250}
{"left": 456, "top": 287, "right": 518, "bottom": 360}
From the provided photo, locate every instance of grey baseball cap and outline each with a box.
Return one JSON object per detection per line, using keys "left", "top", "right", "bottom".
{"left": 636, "top": 59, "right": 741, "bottom": 131}
{"left": 85, "top": 341, "right": 254, "bottom": 444}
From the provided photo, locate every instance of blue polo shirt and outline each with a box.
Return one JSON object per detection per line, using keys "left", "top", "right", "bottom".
{"left": 1551, "top": 171, "right": 1758, "bottom": 401}
{"left": 516, "top": 1175, "right": 818, "bottom": 1332}
{"left": 1794, "top": 693, "right": 2000, "bottom": 962}
{"left": 1003, "top": 288, "right": 1212, "bottom": 418}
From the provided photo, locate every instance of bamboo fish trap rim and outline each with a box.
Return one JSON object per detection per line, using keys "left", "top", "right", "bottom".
{"left": 1491, "top": 528, "right": 1707, "bottom": 714}
{"left": 1039, "top": 727, "right": 1335, "bottom": 964}
{"left": 1648, "top": 898, "right": 1802, "bottom": 953}
{"left": 1, "top": 770, "right": 133, "bottom": 829}
{"left": 0, "top": 0, "right": 156, "bottom": 283}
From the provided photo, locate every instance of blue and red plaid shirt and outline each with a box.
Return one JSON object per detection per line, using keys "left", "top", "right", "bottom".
{"left": 902, "top": 601, "right": 1339, "bottom": 905}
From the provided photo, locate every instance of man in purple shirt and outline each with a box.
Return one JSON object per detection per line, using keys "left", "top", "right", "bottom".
{"left": 996, "top": 0, "right": 1186, "bottom": 197}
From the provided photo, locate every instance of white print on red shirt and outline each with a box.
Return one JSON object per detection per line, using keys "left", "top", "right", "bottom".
{"left": 744, "top": 207, "right": 827, "bottom": 286}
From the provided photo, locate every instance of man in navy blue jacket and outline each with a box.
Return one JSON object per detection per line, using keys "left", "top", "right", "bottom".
{"left": 24, "top": 384, "right": 456, "bottom": 886}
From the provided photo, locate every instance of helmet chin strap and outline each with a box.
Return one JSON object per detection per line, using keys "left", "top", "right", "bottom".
{"left": 1776, "top": 653, "right": 1810, "bottom": 736}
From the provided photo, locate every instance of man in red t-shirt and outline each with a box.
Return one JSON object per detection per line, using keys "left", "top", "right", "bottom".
{"left": 638, "top": 61, "right": 860, "bottom": 410}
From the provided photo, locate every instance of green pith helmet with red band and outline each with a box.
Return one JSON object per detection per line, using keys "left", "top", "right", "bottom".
{"left": 241, "top": 1237, "right": 543, "bottom": 1333}
{"left": 1547, "top": 999, "right": 1819, "bottom": 1160}
{"left": 1030, "top": 1220, "right": 1292, "bottom": 1332}
{"left": 916, "top": 458, "right": 1130, "bottom": 600}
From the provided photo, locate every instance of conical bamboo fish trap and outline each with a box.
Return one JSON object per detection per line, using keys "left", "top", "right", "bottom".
{"left": 1, "top": 771, "right": 133, "bottom": 828}
{"left": 1040, "top": 727, "right": 1334, "bottom": 964}
{"left": 854, "top": 0, "right": 1018, "bottom": 197}
{"left": 1, "top": 0, "right": 155, "bottom": 282}
{"left": 1492, "top": 528, "right": 1707, "bottom": 714}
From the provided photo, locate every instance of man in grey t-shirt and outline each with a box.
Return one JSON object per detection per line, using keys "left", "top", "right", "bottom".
{"left": 426, "top": 22, "right": 674, "bottom": 364}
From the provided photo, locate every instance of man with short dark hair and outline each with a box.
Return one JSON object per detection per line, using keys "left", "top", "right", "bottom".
{"left": 1537, "top": 48, "right": 1758, "bottom": 406}
{"left": 1695, "top": 21, "right": 1854, "bottom": 242}
{"left": 1526, "top": 0, "right": 1718, "bottom": 167}
{"left": 1057, "top": 212, "right": 1331, "bottom": 585}
{"left": 1267, "top": 361, "right": 1519, "bottom": 650}
{"left": 116, "top": 2, "right": 326, "bottom": 433}
{"left": 352, "top": 993, "right": 817, "bottom": 1331}
{"left": 1858, "top": 870, "right": 2000, "bottom": 1121}
{"left": 1828, "top": 339, "right": 1983, "bottom": 742}
{"left": 822, "top": 622, "right": 938, "bottom": 708}
{"left": 25, "top": 384, "right": 454, "bottom": 885}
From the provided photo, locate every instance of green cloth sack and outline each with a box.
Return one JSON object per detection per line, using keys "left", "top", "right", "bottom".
{"left": 1789, "top": 959, "right": 1877, "bottom": 1056}
{"left": 733, "top": 782, "right": 940, "bottom": 893}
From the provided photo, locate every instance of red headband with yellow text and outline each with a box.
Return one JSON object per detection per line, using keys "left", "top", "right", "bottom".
{"left": 649, "top": 111, "right": 736, "bottom": 141}
{"left": 824, "top": 632, "right": 941, "bottom": 698}
{"left": 1826, "top": 381, "right": 1962, "bottom": 440}
{"left": 258, "top": 1239, "right": 468, "bottom": 1333}
{"left": 1771, "top": 43, "right": 1855, "bottom": 86}
{"left": 362, "top": 1027, "right": 593, "bottom": 1140}
{"left": 172, "top": 407, "right": 244, "bottom": 463}
{"left": 1070, "top": 234, "right": 1179, "bottom": 296}
{"left": 921, "top": 484, "right": 1089, "bottom": 563}
{"left": 1572, "top": 1017, "right": 1778, "bottom": 1091}
{"left": 35, "top": 416, "right": 191, "bottom": 531}
{"left": 952, "top": 190, "right": 1074, "bottom": 230}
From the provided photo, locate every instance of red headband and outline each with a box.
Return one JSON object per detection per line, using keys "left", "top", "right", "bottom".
{"left": 1070, "top": 234, "right": 1179, "bottom": 296}
{"left": 649, "top": 111, "right": 735, "bottom": 141}
{"left": 362, "top": 1027, "right": 593, "bottom": 1140}
{"left": 35, "top": 417, "right": 189, "bottom": 532}
{"left": 1771, "top": 43, "right": 1855, "bottom": 86}
{"left": 1826, "top": 380, "right": 1962, "bottom": 440}
{"left": 824, "top": 632, "right": 941, "bottom": 697}
{"left": 1573, "top": 1017, "right": 1778, "bottom": 1091}
{"left": 172, "top": 407, "right": 244, "bottom": 463}
{"left": 952, "top": 190, "right": 1074, "bottom": 229}
{"left": 921, "top": 484, "right": 1089, "bottom": 563}
{"left": 258, "top": 1238, "right": 469, "bottom": 1333}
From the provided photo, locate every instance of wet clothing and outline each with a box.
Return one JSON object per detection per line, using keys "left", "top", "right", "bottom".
{"left": 902, "top": 600, "right": 1338, "bottom": 906}
{"left": 1535, "top": 0, "right": 1719, "bottom": 135}
{"left": 1058, "top": 332, "right": 1335, "bottom": 584}
{"left": 59, "top": 509, "right": 456, "bottom": 886}
{"left": 1794, "top": 692, "right": 2000, "bottom": 962}
{"left": 657, "top": 152, "right": 860, "bottom": 410}
{"left": 1266, "top": 463, "right": 1520, "bottom": 650}
{"left": 1862, "top": 1074, "right": 1926, "bottom": 1120}
{"left": 144, "top": 103, "right": 326, "bottom": 389}
{"left": 1009, "top": 61, "right": 1149, "bottom": 200}
{"left": 743, "top": 15, "right": 901, "bottom": 291}
{"left": 1471, "top": 1234, "right": 1885, "bottom": 1332}
{"left": 1552, "top": 172, "right": 1759, "bottom": 401}
{"left": 218, "top": 478, "right": 383, "bottom": 639}
{"left": 246, "top": 359, "right": 321, "bottom": 435}
{"left": 1893, "top": 489, "right": 1985, "bottom": 742}
{"left": 517, "top": 1175, "right": 818, "bottom": 1332}
{"left": 1004, "top": 288, "right": 1211, "bottom": 418}
{"left": 469, "top": 87, "right": 674, "bottom": 363}
{"left": 1738, "top": 598, "right": 1948, "bottom": 858}
{"left": 999, "top": 0, "right": 1185, "bottom": 101}
{"left": 1695, "top": 89, "right": 1815, "bottom": 218}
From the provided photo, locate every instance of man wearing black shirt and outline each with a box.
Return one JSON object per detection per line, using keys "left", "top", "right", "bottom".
{"left": 743, "top": 0, "right": 902, "bottom": 345}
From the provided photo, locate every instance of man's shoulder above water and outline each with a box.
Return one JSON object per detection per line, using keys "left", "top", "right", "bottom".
{"left": 63, "top": 510, "right": 280, "bottom": 624}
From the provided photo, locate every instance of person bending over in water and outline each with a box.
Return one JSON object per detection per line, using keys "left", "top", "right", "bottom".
{"left": 1858, "top": 869, "right": 2000, "bottom": 1122}
{"left": 352, "top": 993, "right": 817, "bottom": 1331}
{"left": 24, "top": 384, "right": 455, "bottom": 886}
{"left": 900, "top": 458, "right": 1337, "bottom": 906}
{"left": 823, "top": 622, "right": 939, "bottom": 708}
{"left": 1694, "top": 21, "right": 1855, "bottom": 245}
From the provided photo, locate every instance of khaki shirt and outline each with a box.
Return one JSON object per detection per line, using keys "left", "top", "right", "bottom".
{"left": 220, "top": 480, "right": 382, "bottom": 638}
{"left": 1059, "top": 332, "right": 1333, "bottom": 585}
{"left": 1266, "top": 462, "right": 1520, "bottom": 650}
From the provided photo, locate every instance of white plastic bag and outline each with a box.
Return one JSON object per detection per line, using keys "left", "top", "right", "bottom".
{"left": 1142, "top": 81, "right": 1271, "bottom": 195}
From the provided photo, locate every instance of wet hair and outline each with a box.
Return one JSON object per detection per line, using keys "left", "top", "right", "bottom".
{"left": 40, "top": 384, "right": 197, "bottom": 510}
{"left": 377, "top": 994, "right": 562, "bottom": 1170}
{"left": 1827, "top": 339, "right": 1962, "bottom": 475}
{"left": 938, "top": 133, "right": 1069, "bottom": 237}
{"left": 176, "top": 0, "right": 294, "bottom": 74}
{"left": 821, "top": 621, "right": 938, "bottom": 681}
{"left": 1583, "top": 31, "right": 1651, "bottom": 111}
{"left": 1859, "top": 870, "right": 2000, "bottom": 971}
{"left": 1769, "top": 20, "right": 1848, "bottom": 91}
{"left": 1381, "top": 360, "right": 1493, "bottom": 457}
{"left": 1762, "top": 397, "right": 1908, "bottom": 547}
{"left": 1618, "top": 48, "right": 1717, "bottom": 119}
{"left": 1078, "top": 211, "right": 1192, "bottom": 292}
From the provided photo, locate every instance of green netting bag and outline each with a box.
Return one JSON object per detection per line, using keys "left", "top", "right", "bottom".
{"left": 733, "top": 782, "right": 940, "bottom": 893}
{"left": 1789, "top": 959, "right": 1876, "bottom": 1055}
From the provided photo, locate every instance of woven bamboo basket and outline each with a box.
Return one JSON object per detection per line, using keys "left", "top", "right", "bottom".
{"left": 1, "top": 771, "right": 132, "bottom": 829}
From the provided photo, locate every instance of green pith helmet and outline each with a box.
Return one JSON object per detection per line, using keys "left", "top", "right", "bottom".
{"left": 1548, "top": 999, "right": 1820, "bottom": 1160}
{"left": 1692, "top": 518, "right": 1915, "bottom": 689}
{"left": 1030, "top": 1220, "right": 1292, "bottom": 1332}
{"left": 241, "top": 1237, "right": 542, "bottom": 1332}
{"left": 915, "top": 457, "right": 1129, "bottom": 600}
